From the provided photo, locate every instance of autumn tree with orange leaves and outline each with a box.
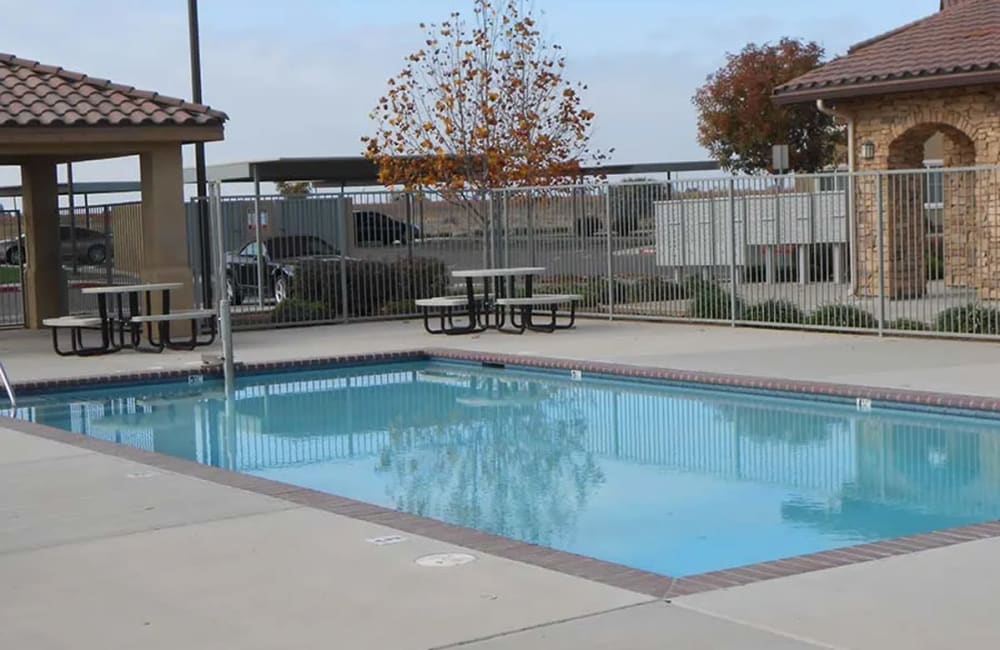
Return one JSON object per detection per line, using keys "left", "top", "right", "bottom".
{"left": 363, "top": 0, "right": 606, "bottom": 222}
{"left": 694, "top": 38, "right": 842, "bottom": 174}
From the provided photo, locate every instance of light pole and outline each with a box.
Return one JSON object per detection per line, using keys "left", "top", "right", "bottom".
{"left": 188, "top": 0, "right": 212, "bottom": 307}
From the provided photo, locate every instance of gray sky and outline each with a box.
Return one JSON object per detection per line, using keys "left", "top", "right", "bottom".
{"left": 0, "top": 0, "right": 937, "bottom": 196}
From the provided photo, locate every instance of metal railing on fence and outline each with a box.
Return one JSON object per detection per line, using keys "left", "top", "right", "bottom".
{"left": 169, "top": 165, "right": 1000, "bottom": 341}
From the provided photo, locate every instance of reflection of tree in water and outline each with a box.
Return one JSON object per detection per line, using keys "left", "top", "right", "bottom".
{"left": 714, "top": 401, "right": 846, "bottom": 446}
{"left": 784, "top": 419, "right": 999, "bottom": 538}
{"left": 376, "top": 376, "right": 604, "bottom": 546}
{"left": 851, "top": 419, "right": 986, "bottom": 505}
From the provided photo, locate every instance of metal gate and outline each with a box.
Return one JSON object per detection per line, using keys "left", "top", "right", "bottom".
{"left": 0, "top": 209, "right": 24, "bottom": 326}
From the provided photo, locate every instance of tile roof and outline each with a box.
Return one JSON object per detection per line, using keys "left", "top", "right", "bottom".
{"left": 774, "top": 0, "right": 1000, "bottom": 103}
{"left": 0, "top": 53, "right": 227, "bottom": 127}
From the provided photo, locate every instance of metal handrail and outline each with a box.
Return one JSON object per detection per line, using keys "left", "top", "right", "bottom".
{"left": 0, "top": 362, "right": 16, "bottom": 409}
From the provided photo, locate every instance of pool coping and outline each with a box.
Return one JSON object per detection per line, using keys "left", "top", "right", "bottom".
{"left": 5, "top": 347, "right": 1000, "bottom": 601}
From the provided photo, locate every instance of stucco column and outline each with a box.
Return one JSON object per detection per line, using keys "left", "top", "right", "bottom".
{"left": 140, "top": 144, "right": 194, "bottom": 319}
{"left": 21, "top": 158, "right": 63, "bottom": 328}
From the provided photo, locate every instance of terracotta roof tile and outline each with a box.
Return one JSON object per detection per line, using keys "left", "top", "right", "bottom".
{"left": 0, "top": 53, "right": 227, "bottom": 127}
{"left": 775, "top": 0, "right": 1000, "bottom": 102}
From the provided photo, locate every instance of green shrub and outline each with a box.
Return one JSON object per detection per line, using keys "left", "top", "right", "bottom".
{"left": 887, "top": 318, "right": 929, "bottom": 332}
{"left": 272, "top": 298, "right": 330, "bottom": 324}
{"left": 981, "top": 308, "right": 1000, "bottom": 334}
{"left": 624, "top": 277, "right": 687, "bottom": 303}
{"left": 390, "top": 256, "right": 450, "bottom": 301}
{"left": 685, "top": 278, "right": 742, "bottom": 320}
{"left": 808, "top": 304, "right": 877, "bottom": 329}
{"left": 289, "top": 259, "right": 381, "bottom": 317}
{"left": 286, "top": 256, "right": 450, "bottom": 319}
{"left": 379, "top": 299, "right": 418, "bottom": 316}
{"left": 743, "top": 300, "right": 805, "bottom": 324}
{"left": 936, "top": 304, "right": 1000, "bottom": 334}
{"left": 584, "top": 277, "right": 630, "bottom": 305}
{"left": 538, "top": 280, "right": 600, "bottom": 308}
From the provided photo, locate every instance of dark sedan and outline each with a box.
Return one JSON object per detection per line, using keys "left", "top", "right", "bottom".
{"left": 354, "top": 210, "right": 420, "bottom": 246}
{"left": 225, "top": 235, "right": 345, "bottom": 305}
{"left": 1, "top": 226, "right": 113, "bottom": 266}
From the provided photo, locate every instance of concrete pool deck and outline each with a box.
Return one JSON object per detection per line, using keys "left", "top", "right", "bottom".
{"left": 3, "top": 319, "right": 1000, "bottom": 648}
{"left": 4, "top": 318, "right": 1000, "bottom": 396}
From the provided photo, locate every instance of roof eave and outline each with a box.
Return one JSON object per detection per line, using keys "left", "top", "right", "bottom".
{"left": 773, "top": 69, "right": 1000, "bottom": 105}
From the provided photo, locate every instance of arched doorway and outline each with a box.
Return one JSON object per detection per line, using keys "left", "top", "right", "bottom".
{"left": 883, "top": 123, "right": 976, "bottom": 298}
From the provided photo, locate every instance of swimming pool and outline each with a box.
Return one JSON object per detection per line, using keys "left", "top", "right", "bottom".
{"left": 12, "top": 358, "right": 1000, "bottom": 577}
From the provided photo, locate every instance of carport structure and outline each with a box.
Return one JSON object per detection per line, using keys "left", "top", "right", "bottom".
{"left": 0, "top": 53, "right": 226, "bottom": 327}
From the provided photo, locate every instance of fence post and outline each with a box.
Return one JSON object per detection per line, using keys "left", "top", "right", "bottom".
{"left": 484, "top": 192, "right": 494, "bottom": 269}
{"left": 405, "top": 191, "right": 414, "bottom": 302}
{"left": 15, "top": 209, "right": 25, "bottom": 326}
{"left": 210, "top": 181, "right": 235, "bottom": 397}
{"left": 728, "top": 178, "right": 738, "bottom": 326}
{"left": 527, "top": 190, "right": 536, "bottom": 267}
{"left": 876, "top": 174, "right": 886, "bottom": 336}
{"left": 337, "top": 194, "right": 349, "bottom": 323}
{"left": 103, "top": 207, "right": 113, "bottom": 286}
{"left": 502, "top": 191, "right": 510, "bottom": 268}
{"left": 494, "top": 192, "right": 504, "bottom": 269}
{"left": 253, "top": 168, "right": 265, "bottom": 307}
{"left": 605, "top": 185, "right": 614, "bottom": 321}
{"left": 67, "top": 163, "right": 77, "bottom": 275}
{"left": 678, "top": 194, "right": 687, "bottom": 282}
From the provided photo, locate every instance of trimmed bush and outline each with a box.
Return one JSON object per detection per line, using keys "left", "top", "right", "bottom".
{"left": 808, "top": 304, "right": 877, "bottom": 329}
{"left": 391, "top": 256, "right": 449, "bottom": 301}
{"left": 981, "top": 308, "right": 1000, "bottom": 334}
{"left": 743, "top": 300, "right": 805, "bottom": 324}
{"left": 379, "top": 299, "right": 418, "bottom": 316}
{"left": 685, "top": 278, "right": 743, "bottom": 320}
{"left": 585, "top": 276, "right": 630, "bottom": 305}
{"left": 537, "top": 276, "right": 688, "bottom": 309}
{"left": 624, "top": 277, "right": 687, "bottom": 303}
{"left": 272, "top": 298, "right": 330, "bottom": 324}
{"left": 538, "top": 280, "right": 600, "bottom": 309}
{"left": 887, "top": 318, "right": 929, "bottom": 332}
{"left": 936, "top": 304, "right": 1000, "bottom": 334}
{"left": 284, "top": 256, "right": 451, "bottom": 321}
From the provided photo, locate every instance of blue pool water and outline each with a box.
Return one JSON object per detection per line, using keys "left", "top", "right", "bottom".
{"left": 13, "top": 360, "right": 1000, "bottom": 576}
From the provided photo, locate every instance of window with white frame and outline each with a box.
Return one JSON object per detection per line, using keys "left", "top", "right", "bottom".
{"left": 924, "top": 160, "right": 944, "bottom": 209}
{"left": 816, "top": 165, "right": 848, "bottom": 192}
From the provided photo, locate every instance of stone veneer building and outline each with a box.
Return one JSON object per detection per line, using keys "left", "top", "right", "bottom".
{"left": 774, "top": 0, "right": 1000, "bottom": 299}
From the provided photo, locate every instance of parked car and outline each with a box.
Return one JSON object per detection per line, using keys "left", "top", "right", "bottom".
{"left": 1, "top": 226, "right": 113, "bottom": 266}
{"left": 225, "top": 234, "right": 347, "bottom": 305}
{"left": 354, "top": 210, "right": 420, "bottom": 246}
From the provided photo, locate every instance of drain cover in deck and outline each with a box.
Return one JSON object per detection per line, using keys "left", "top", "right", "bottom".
{"left": 415, "top": 553, "right": 477, "bottom": 568}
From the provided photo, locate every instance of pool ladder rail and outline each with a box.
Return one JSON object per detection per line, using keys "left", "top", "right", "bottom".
{"left": 0, "top": 361, "right": 15, "bottom": 409}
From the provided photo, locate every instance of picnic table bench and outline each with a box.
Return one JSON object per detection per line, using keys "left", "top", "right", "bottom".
{"left": 44, "top": 282, "right": 216, "bottom": 355}
{"left": 417, "top": 267, "right": 580, "bottom": 335}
